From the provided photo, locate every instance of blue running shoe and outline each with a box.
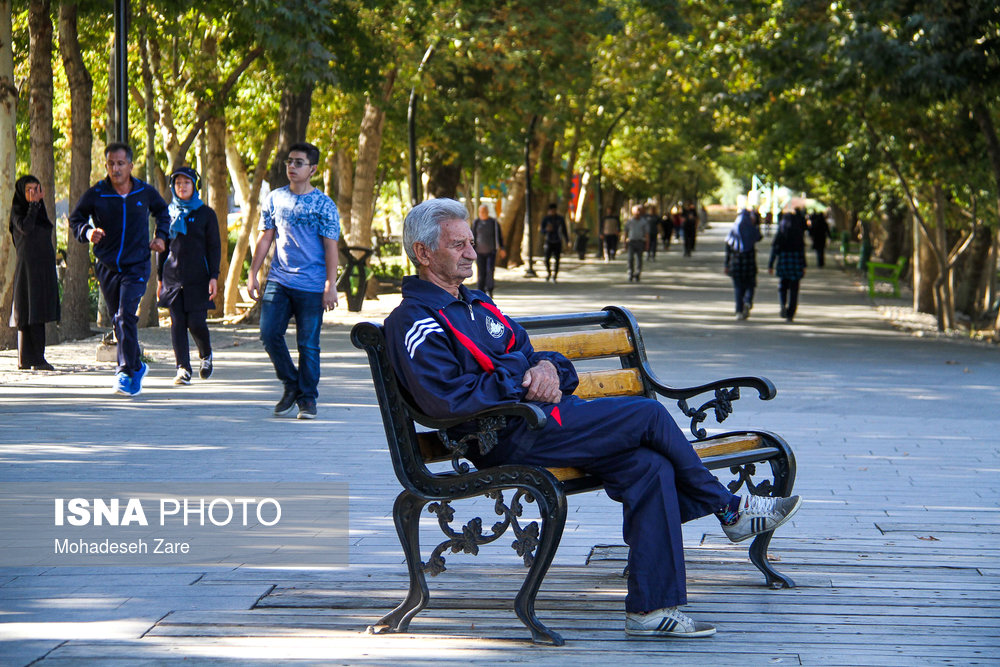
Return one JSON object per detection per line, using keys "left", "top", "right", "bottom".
{"left": 126, "top": 362, "right": 148, "bottom": 396}
{"left": 113, "top": 372, "right": 131, "bottom": 395}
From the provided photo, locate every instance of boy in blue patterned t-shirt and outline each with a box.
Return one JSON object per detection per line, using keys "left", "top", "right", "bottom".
{"left": 248, "top": 142, "right": 340, "bottom": 419}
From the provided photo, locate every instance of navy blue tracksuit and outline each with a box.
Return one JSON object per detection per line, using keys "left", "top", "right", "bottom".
{"left": 384, "top": 277, "right": 733, "bottom": 612}
{"left": 69, "top": 177, "right": 170, "bottom": 374}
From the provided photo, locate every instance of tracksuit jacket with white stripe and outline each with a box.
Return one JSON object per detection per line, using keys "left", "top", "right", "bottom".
{"left": 69, "top": 176, "right": 170, "bottom": 274}
{"left": 385, "top": 276, "right": 578, "bottom": 464}
{"left": 384, "top": 275, "right": 734, "bottom": 614}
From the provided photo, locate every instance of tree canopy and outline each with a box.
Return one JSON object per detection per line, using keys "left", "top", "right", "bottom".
{"left": 3, "top": 0, "right": 998, "bottom": 341}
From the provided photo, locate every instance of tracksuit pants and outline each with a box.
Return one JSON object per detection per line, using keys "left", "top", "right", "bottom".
{"left": 94, "top": 261, "right": 148, "bottom": 375}
{"left": 494, "top": 394, "right": 733, "bottom": 612}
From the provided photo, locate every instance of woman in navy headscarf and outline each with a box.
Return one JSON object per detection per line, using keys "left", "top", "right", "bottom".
{"left": 9, "top": 175, "right": 60, "bottom": 370}
{"left": 156, "top": 167, "right": 221, "bottom": 385}
{"left": 768, "top": 212, "right": 807, "bottom": 322}
{"left": 724, "top": 202, "right": 763, "bottom": 320}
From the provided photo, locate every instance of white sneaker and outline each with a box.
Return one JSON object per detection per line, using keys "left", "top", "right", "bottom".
{"left": 625, "top": 606, "right": 716, "bottom": 638}
{"left": 199, "top": 354, "right": 213, "bottom": 380}
{"left": 722, "top": 494, "right": 802, "bottom": 543}
{"left": 173, "top": 368, "right": 192, "bottom": 385}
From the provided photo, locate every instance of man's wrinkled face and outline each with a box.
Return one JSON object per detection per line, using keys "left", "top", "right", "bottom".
{"left": 417, "top": 218, "right": 477, "bottom": 289}
{"left": 106, "top": 150, "right": 133, "bottom": 187}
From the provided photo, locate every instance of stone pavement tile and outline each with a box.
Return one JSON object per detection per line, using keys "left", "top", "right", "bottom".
{"left": 0, "top": 641, "right": 63, "bottom": 667}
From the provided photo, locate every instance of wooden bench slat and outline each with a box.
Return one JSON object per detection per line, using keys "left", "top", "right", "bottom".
{"left": 530, "top": 328, "right": 633, "bottom": 360}
{"left": 574, "top": 368, "right": 644, "bottom": 399}
{"left": 692, "top": 433, "right": 764, "bottom": 457}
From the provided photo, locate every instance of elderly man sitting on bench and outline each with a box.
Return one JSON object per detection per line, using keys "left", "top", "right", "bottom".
{"left": 383, "top": 198, "right": 802, "bottom": 638}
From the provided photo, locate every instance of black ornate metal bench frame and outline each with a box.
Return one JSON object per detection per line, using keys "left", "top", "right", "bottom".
{"left": 351, "top": 305, "right": 796, "bottom": 646}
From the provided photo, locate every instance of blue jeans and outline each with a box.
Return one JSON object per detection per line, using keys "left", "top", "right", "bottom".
{"left": 260, "top": 281, "right": 324, "bottom": 401}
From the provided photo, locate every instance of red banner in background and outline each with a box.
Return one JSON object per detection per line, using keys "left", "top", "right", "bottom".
{"left": 568, "top": 174, "right": 581, "bottom": 219}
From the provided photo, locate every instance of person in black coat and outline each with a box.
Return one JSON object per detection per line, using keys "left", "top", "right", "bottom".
{"left": 768, "top": 213, "right": 808, "bottom": 322}
{"left": 9, "top": 175, "right": 60, "bottom": 370}
{"left": 156, "top": 167, "right": 221, "bottom": 385}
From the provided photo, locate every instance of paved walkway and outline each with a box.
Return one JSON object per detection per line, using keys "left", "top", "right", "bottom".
{"left": 1, "top": 223, "right": 998, "bottom": 665}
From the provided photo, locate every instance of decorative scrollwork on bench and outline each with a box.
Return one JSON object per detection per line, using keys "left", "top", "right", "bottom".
{"left": 726, "top": 462, "right": 775, "bottom": 497}
{"left": 423, "top": 489, "right": 541, "bottom": 576}
{"left": 677, "top": 386, "right": 741, "bottom": 439}
{"left": 437, "top": 416, "right": 508, "bottom": 474}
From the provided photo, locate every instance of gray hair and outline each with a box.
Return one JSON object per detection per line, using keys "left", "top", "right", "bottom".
{"left": 402, "top": 198, "right": 470, "bottom": 265}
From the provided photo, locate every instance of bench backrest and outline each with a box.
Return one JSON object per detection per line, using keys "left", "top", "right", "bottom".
{"left": 351, "top": 306, "right": 652, "bottom": 494}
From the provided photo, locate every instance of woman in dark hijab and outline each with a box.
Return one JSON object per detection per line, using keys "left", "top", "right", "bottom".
{"left": 156, "top": 166, "right": 220, "bottom": 385}
{"left": 9, "top": 175, "right": 60, "bottom": 370}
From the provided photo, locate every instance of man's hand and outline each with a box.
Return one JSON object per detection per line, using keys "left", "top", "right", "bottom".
{"left": 150, "top": 237, "right": 166, "bottom": 253}
{"left": 87, "top": 227, "right": 105, "bottom": 244}
{"left": 248, "top": 273, "right": 262, "bottom": 301}
{"left": 522, "top": 360, "right": 562, "bottom": 404}
{"left": 323, "top": 283, "right": 339, "bottom": 311}
{"left": 208, "top": 278, "right": 218, "bottom": 301}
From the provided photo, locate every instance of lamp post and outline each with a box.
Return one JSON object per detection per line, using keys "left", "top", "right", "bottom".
{"left": 114, "top": 0, "right": 128, "bottom": 143}
{"left": 407, "top": 41, "right": 438, "bottom": 207}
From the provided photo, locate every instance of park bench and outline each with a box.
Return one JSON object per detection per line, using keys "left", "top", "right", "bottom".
{"left": 867, "top": 256, "right": 908, "bottom": 298}
{"left": 351, "top": 305, "right": 797, "bottom": 646}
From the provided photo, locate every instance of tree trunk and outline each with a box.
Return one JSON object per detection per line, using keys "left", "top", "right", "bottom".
{"left": 336, "top": 148, "right": 353, "bottom": 240}
{"left": 266, "top": 82, "right": 314, "bottom": 190}
{"left": 913, "top": 213, "right": 937, "bottom": 314}
{"left": 58, "top": 2, "right": 93, "bottom": 340}
{"left": 28, "top": 0, "right": 60, "bottom": 346}
{"left": 970, "top": 103, "right": 1000, "bottom": 339}
{"left": 955, "top": 225, "right": 991, "bottom": 319}
{"left": 500, "top": 176, "right": 526, "bottom": 268}
{"left": 499, "top": 123, "right": 548, "bottom": 267}
{"left": 350, "top": 69, "right": 397, "bottom": 248}
{"left": 224, "top": 128, "right": 276, "bottom": 316}
{"left": 0, "top": 2, "right": 18, "bottom": 349}
{"left": 206, "top": 114, "right": 228, "bottom": 317}
{"left": 28, "top": 0, "right": 55, "bottom": 220}
{"left": 933, "top": 184, "right": 955, "bottom": 330}
{"left": 135, "top": 26, "right": 160, "bottom": 329}
{"left": 425, "top": 155, "right": 462, "bottom": 199}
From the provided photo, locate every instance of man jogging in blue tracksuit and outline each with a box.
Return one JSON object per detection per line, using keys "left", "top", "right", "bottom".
{"left": 384, "top": 198, "right": 802, "bottom": 638}
{"left": 69, "top": 142, "right": 170, "bottom": 396}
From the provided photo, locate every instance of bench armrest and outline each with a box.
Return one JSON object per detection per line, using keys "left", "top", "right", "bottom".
{"left": 644, "top": 369, "right": 777, "bottom": 439}
{"left": 406, "top": 401, "right": 548, "bottom": 432}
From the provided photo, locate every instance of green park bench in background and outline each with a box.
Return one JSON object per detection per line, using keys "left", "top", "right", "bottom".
{"left": 867, "top": 256, "right": 908, "bottom": 298}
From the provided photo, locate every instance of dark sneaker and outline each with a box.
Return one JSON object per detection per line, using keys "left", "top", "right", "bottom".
{"left": 625, "top": 606, "right": 716, "bottom": 638}
{"left": 199, "top": 353, "right": 213, "bottom": 380}
{"left": 126, "top": 362, "right": 148, "bottom": 396}
{"left": 113, "top": 372, "right": 131, "bottom": 395}
{"left": 274, "top": 386, "right": 299, "bottom": 416}
{"left": 174, "top": 368, "right": 192, "bottom": 385}
{"left": 297, "top": 399, "right": 317, "bottom": 420}
{"left": 33, "top": 361, "right": 55, "bottom": 371}
{"left": 722, "top": 494, "right": 802, "bottom": 543}
{"left": 741, "top": 302, "right": 751, "bottom": 319}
